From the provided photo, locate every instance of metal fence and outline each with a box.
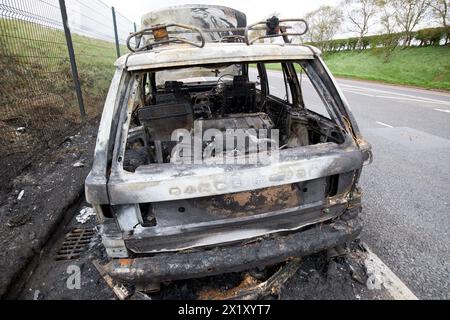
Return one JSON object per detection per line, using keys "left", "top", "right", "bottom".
{"left": 0, "top": 0, "right": 137, "bottom": 192}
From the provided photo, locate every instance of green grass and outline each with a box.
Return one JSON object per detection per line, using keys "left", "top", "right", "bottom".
{"left": 0, "top": 18, "right": 126, "bottom": 158}
{"left": 264, "top": 46, "right": 450, "bottom": 90}
{"left": 323, "top": 47, "right": 450, "bottom": 90}
{"left": 0, "top": 18, "right": 126, "bottom": 119}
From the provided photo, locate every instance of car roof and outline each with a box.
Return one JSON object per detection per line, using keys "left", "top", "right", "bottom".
{"left": 118, "top": 42, "right": 321, "bottom": 71}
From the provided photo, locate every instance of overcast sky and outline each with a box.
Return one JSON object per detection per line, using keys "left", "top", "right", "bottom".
{"left": 101, "top": 0, "right": 438, "bottom": 39}
{"left": 102, "top": 0, "right": 340, "bottom": 27}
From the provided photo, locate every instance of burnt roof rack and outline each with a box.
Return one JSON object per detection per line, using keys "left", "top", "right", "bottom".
{"left": 127, "top": 23, "right": 206, "bottom": 52}
{"left": 126, "top": 17, "right": 308, "bottom": 52}
{"left": 245, "top": 17, "right": 309, "bottom": 45}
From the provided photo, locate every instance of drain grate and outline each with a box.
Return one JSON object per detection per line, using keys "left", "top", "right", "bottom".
{"left": 55, "top": 228, "right": 96, "bottom": 261}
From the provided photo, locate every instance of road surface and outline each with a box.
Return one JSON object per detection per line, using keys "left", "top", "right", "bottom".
{"left": 259, "top": 69, "right": 450, "bottom": 299}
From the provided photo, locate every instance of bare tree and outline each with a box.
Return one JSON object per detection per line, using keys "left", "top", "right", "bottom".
{"left": 379, "top": 2, "right": 400, "bottom": 61}
{"left": 305, "top": 5, "right": 343, "bottom": 51}
{"left": 344, "top": 0, "right": 379, "bottom": 47}
{"left": 429, "top": 0, "right": 449, "bottom": 27}
{"left": 389, "top": 0, "right": 430, "bottom": 46}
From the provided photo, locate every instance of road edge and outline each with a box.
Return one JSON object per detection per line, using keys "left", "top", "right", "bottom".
{"left": 363, "top": 243, "right": 418, "bottom": 300}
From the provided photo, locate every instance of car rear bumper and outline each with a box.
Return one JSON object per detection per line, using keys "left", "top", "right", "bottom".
{"left": 104, "top": 209, "right": 362, "bottom": 284}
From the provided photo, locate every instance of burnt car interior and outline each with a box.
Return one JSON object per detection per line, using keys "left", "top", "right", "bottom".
{"left": 123, "top": 61, "right": 347, "bottom": 172}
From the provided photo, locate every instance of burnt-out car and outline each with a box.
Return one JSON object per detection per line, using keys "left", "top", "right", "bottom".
{"left": 85, "top": 5, "right": 372, "bottom": 286}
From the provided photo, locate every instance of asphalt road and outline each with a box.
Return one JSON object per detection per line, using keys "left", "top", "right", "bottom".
{"left": 259, "top": 69, "right": 450, "bottom": 299}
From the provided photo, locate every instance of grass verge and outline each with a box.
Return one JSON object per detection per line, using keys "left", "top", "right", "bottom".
{"left": 266, "top": 46, "right": 450, "bottom": 91}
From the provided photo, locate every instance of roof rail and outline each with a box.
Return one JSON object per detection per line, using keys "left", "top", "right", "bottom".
{"left": 245, "top": 18, "right": 309, "bottom": 45}
{"left": 126, "top": 17, "right": 309, "bottom": 52}
{"left": 126, "top": 23, "right": 206, "bottom": 52}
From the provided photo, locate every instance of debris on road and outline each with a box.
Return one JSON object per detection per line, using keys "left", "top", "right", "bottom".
{"left": 33, "top": 290, "right": 42, "bottom": 300}
{"left": 16, "top": 127, "right": 26, "bottom": 134}
{"left": 198, "top": 259, "right": 302, "bottom": 300}
{"left": 92, "top": 259, "right": 131, "bottom": 300}
{"left": 73, "top": 161, "right": 85, "bottom": 168}
{"left": 76, "top": 207, "right": 95, "bottom": 224}
{"left": 6, "top": 214, "right": 31, "bottom": 228}
{"left": 17, "top": 190, "right": 25, "bottom": 201}
{"left": 129, "top": 291, "right": 153, "bottom": 300}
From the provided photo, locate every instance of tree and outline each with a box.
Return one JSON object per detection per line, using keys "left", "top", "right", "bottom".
{"left": 378, "top": 1, "right": 400, "bottom": 61}
{"left": 429, "top": 0, "right": 449, "bottom": 27}
{"left": 389, "top": 0, "right": 430, "bottom": 46}
{"left": 305, "top": 6, "right": 343, "bottom": 51}
{"left": 344, "top": 0, "right": 379, "bottom": 48}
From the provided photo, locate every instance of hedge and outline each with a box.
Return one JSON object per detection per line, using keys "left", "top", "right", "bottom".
{"left": 309, "top": 26, "right": 450, "bottom": 52}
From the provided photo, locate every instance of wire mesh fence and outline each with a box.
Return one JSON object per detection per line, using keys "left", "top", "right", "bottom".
{"left": 0, "top": 0, "right": 137, "bottom": 192}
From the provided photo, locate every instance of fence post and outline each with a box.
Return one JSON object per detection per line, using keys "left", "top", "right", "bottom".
{"left": 59, "top": 0, "right": 86, "bottom": 120}
{"left": 111, "top": 6, "right": 120, "bottom": 58}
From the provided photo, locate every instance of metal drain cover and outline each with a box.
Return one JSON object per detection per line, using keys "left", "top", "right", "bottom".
{"left": 55, "top": 228, "right": 96, "bottom": 261}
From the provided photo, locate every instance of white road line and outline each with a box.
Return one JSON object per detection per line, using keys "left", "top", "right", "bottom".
{"left": 340, "top": 79, "right": 450, "bottom": 98}
{"left": 343, "top": 89, "right": 375, "bottom": 98}
{"left": 343, "top": 88, "right": 450, "bottom": 107}
{"left": 363, "top": 244, "right": 418, "bottom": 300}
{"left": 376, "top": 95, "right": 450, "bottom": 106}
{"left": 376, "top": 121, "right": 394, "bottom": 128}
{"left": 340, "top": 83, "right": 450, "bottom": 106}
{"left": 259, "top": 69, "right": 450, "bottom": 108}
{"left": 435, "top": 108, "right": 450, "bottom": 114}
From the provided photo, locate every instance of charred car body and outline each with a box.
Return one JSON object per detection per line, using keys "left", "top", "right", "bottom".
{"left": 85, "top": 5, "right": 372, "bottom": 285}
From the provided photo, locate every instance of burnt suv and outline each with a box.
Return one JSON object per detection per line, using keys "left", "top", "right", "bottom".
{"left": 85, "top": 5, "right": 372, "bottom": 286}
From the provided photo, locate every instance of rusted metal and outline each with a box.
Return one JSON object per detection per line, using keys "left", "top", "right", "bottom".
{"left": 137, "top": 282, "right": 161, "bottom": 294}
{"left": 198, "top": 259, "right": 302, "bottom": 300}
{"left": 126, "top": 23, "right": 206, "bottom": 52}
{"left": 201, "top": 184, "right": 302, "bottom": 218}
{"left": 103, "top": 214, "right": 362, "bottom": 283}
{"left": 152, "top": 26, "right": 169, "bottom": 42}
{"left": 92, "top": 259, "right": 131, "bottom": 300}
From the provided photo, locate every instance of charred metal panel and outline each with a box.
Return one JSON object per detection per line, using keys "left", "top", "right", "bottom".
{"left": 85, "top": 68, "right": 130, "bottom": 205}
{"left": 124, "top": 44, "right": 317, "bottom": 71}
{"left": 122, "top": 201, "right": 348, "bottom": 253}
{"left": 141, "top": 5, "right": 247, "bottom": 42}
{"left": 107, "top": 142, "right": 363, "bottom": 204}
{"left": 104, "top": 214, "right": 362, "bottom": 283}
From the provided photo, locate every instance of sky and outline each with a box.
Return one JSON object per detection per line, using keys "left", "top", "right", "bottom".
{"left": 102, "top": 0, "right": 340, "bottom": 28}
{"left": 101, "top": 0, "right": 439, "bottom": 39}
